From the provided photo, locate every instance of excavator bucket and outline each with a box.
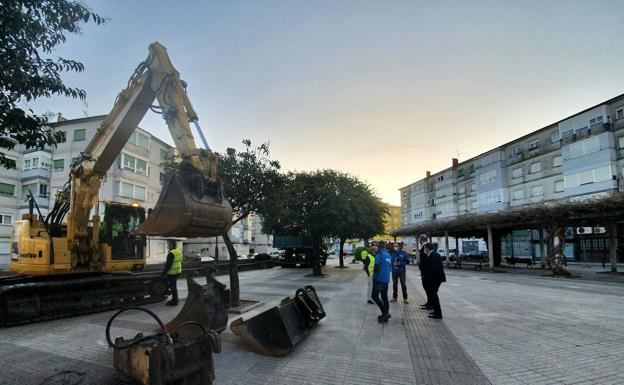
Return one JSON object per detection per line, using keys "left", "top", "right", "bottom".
{"left": 135, "top": 170, "right": 232, "bottom": 237}
{"left": 164, "top": 273, "right": 230, "bottom": 341}
{"left": 230, "top": 286, "right": 325, "bottom": 357}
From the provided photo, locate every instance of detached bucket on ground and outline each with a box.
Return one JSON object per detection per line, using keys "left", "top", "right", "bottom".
{"left": 230, "top": 286, "right": 325, "bottom": 357}
{"left": 164, "top": 274, "right": 230, "bottom": 340}
{"left": 135, "top": 170, "right": 232, "bottom": 237}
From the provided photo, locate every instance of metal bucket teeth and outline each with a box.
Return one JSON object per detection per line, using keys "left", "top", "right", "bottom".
{"left": 135, "top": 172, "right": 232, "bottom": 237}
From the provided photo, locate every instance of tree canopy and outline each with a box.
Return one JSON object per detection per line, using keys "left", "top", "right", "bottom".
{"left": 0, "top": 0, "right": 105, "bottom": 168}
{"left": 261, "top": 169, "right": 386, "bottom": 272}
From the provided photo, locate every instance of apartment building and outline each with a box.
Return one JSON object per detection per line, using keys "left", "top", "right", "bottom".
{"left": 372, "top": 203, "right": 403, "bottom": 242}
{"left": 400, "top": 93, "right": 624, "bottom": 262}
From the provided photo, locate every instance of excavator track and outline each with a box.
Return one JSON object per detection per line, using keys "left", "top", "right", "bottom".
{"left": 0, "top": 272, "right": 167, "bottom": 327}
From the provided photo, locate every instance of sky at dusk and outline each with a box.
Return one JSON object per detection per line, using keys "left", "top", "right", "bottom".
{"left": 31, "top": 0, "right": 624, "bottom": 205}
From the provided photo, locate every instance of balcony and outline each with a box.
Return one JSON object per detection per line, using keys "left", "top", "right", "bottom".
{"left": 21, "top": 168, "right": 50, "bottom": 181}
{"left": 561, "top": 123, "right": 611, "bottom": 146}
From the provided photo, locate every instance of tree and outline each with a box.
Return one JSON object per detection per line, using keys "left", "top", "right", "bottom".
{"left": 328, "top": 173, "right": 386, "bottom": 268}
{"left": 261, "top": 170, "right": 386, "bottom": 274}
{"left": 0, "top": 0, "right": 105, "bottom": 168}
{"left": 217, "top": 140, "right": 282, "bottom": 306}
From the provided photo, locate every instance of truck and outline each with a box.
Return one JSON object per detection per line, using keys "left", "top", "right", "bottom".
{"left": 273, "top": 235, "right": 327, "bottom": 268}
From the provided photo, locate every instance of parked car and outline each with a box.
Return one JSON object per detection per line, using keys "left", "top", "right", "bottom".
{"left": 254, "top": 253, "right": 271, "bottom": 260}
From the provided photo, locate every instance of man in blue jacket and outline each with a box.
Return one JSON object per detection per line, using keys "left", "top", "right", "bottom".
{"left": 423, "top": 242, "right": 446, "bottom": 319}
{"left": 372, "top": 240, "right": 393, "bottom": 323}
{"left": 390, "top": 241, "right": 409, "bottom": 304}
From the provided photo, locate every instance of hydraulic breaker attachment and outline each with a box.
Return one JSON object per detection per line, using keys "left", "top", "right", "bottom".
{"left": 230, "top": 285, "right": 325, "bottom": 357}
{"left": 163, "top": 273, "right": 230, "bottom": 340}
{"left": 107, "top": 306, "right": 221, "bottom": 385}
{"left": 135, "top": 166, "right": 232, "bottom": 238}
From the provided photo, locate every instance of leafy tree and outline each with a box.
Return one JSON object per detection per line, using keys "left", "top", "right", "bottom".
{"left": 261, "top": 170, "right": 386, "bottom": 275}
{"left": 217, "top": 140, "right": 282, "bottom": 306}
{"left": 325, "top": 172, "right": 386, "bottom": 268}
{"left": 0, "top": 0, "right": 105, "bottom": 168}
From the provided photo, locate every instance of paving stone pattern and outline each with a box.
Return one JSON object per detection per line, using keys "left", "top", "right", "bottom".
{"left": 416, "top": 269, "right": 624, "bottom": 385}
{"left": 0, "top": 261, "right": 622, "bottom": 384}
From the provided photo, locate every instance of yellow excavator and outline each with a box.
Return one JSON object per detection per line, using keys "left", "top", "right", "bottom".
{"left": 0, "top": 42, "right": 232, "bottom": 326}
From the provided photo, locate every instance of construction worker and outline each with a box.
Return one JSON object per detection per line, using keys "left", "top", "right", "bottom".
{"left": 163, "top": 239, "right": 183, "bottom": 306}
{"left": 362, "top": 243, "right": 377, "bottom": 304}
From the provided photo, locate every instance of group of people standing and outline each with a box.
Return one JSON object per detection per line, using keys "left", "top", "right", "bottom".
{"left": 361, "top": 234, "right": 446, "bottom": 323}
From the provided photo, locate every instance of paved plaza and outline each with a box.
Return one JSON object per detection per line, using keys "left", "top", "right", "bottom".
{"left": 0, "top": 259, "right": 622, "bottom": 385}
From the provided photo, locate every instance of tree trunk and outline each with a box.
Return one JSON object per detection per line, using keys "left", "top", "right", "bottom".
{"left": 608, "top": 223, "right": 618, "bottom": 273}
{"left": 311, "top": 235, "right": 323, "bottom": 276}
{"left": 539, "top": 229, "right": 545, "bottom": 269}
{"left": 223, "top": 232, "right": 240, "bottom": 307}
{"left": 364, "top": 238, "right": 369, "bottom": 247}
{"left": 545, "top": 226, "right": 571, "bottom": 276}
{"left": 339, "top": 237, "right": 345, "bottom": 268}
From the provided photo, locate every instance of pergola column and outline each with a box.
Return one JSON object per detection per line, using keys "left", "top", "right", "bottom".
{"left": 539, "top": 229, "right": 545, "bottom": 268}
{"left": 487, "top": 225, "right": 495, "bottom": 270}
{"left": 444, "top": 231, "right": 450, "bottom": 266}
{"left": 608, "top": 223, "right": 618, "bottom": 273}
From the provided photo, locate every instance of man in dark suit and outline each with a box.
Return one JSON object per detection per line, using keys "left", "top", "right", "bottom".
{"left": 423, "top": 242, "right": 446, "bottom": 319}
{"left": 418, "top": 234, "right": 432, "bottom": 310}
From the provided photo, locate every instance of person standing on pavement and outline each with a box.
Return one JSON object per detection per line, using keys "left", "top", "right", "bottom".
{"left": 163, "top": 239, "right": 183, "bottom": 306}
{"left": 423, "top": 242, "right": 446, "bottom": 319}
{"left": 418, "top": 234, "right": 432, "bottom": 310}
{"left": 362, "top": 243, "right": 377, "bottom": 304}
{"left": 372, "top": 240, "right": 393, "bottom": 323}
{"left": 390, "top": 241, "right": 409, "bottom": 304}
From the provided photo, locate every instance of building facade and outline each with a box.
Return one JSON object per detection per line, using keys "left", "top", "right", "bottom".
{"left": 400, "top": 94, "right": 624, "bottom": 262}
{"left": 372, "top": 203, "right": 403, "bottom": 242}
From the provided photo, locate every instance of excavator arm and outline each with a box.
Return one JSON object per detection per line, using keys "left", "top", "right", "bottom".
{"left": 67, "top": 42, "right": 232, "bottom": 268}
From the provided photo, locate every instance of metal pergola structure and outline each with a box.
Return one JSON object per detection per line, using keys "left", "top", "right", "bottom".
{"left": 393, "top": 192, "right": 624, "bottom": 272}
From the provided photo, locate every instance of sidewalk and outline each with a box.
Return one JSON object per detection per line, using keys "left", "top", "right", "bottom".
{"left": 0, "top": 259, "right": 491, "bottom": 385}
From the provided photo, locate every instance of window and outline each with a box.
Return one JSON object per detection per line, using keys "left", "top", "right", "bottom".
{"left": 617, "top": 108, "right": 624, "bottom": 120}
{"left": 23, "top": 159, "right": 31, "bottom": 170}
{"left": 160, "top": 149, "right": 168, "bottom": 160}
{"left": 512, "top": 167, "right": 523, "bottom": 179}
{"left": 71, "top": 156, "right": 80, "bottom": 166}
{"left": 32, "top": 158, "right": 38, "bottom": 168}
{"left": 513, "top": 189, "right": 524, "bottom": 200}
{"left": 73, "top": 129, "right": 86, "bottom": 141}
{"left": 53, "top": 159, "right": 65, "bottom": 171}
{"left": 553, "top": 155, "right": 562, "bottom": 168}
{"left": 136, "top": 133, "right": 149, "bottom": 150}
{"left": 0, "top": 183, "right": 15, "bottom": 196}
{"left": 39, "top": 184, "right": 48, "bottom": 197}
{"left": 0, "top": 214, "right": 12, "bottom": 225}
{"left": 531, "top": 185, "right": 544, "bottom": 197}
{"left": 529, "top": 162, "right": 541, "bottom": 174}
{"left": 568, "top": 136, "right": 600, "bottom": 159}
{"left": 470, "top": 183, "right": 476, "bottom": 192}
{"left": 589, "top": 116, "right": 604, "bottom": 127}
{"left": 119, "top": 182, "right": 146, "bottom": 201}
{"left": 619, "top": 136, "right": 624, "bottom": 149}
{"left": 529, "top": 139, "right": 540, "bottom": 150}
{"left": 123, "top": 154, "right": 136, "bottom": 170}
{"left": 550, "top": 131, "right": 560, "bottom": 143}
{"left": 136, "top": 159, "right": 147, "bottom": 175}
{"left": 120, "top": 153, "right": 148, "bottom": 176}
{"left": 561, "top": 130, "right": 574, "bottom": 139}
{"left": 511, "top": 146, "right": 522, "bottom": 156}
{"left": 437, "top": 175, "right": 444, "bottom": 182}
{"left": 555, "top": 180, "right": 564, "bottom": 192}
{"left": 469, "top": 164, "right": 475, "bottom": 174}
{"left": 457, "top": 168, "right": 464, "bottom": 178}
{"left": 22, "top": 183, "right": 36, "bottom": 198}
{"left": 479, "top": 170, "right": 496, "bottom": 185}
{"left": 129, "top": 131, "right": 150, "bottom": 150}
{"left": 458, "top": 185, "right": 466, "bottom": 194}
{"left": 471, "top": 200, "right": 477, "bottom": 209}
{"left": 57, "top": 131, "right": 67, "bottom": 143}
